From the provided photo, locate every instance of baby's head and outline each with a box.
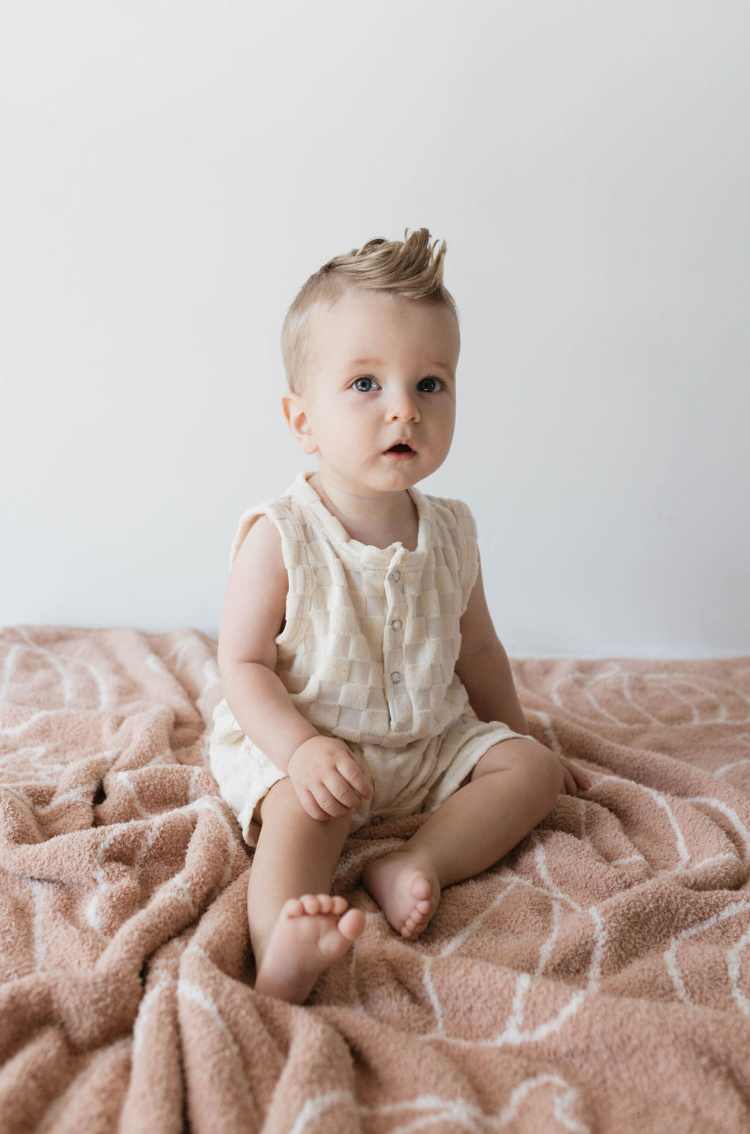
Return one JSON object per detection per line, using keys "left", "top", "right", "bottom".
{"left": 280, "top": 228, "right": 461, "bottom": 493}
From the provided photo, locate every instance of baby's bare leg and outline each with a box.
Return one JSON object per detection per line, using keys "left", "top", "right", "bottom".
{"left": 248, "top": 777, "right": 363, "bottom": 1004}
{"left": 363, "top": 738, "right": 563, "bottom": 939}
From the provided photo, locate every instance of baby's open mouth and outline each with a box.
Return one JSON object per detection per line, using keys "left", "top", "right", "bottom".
{"left": 385, "top": 443, "right": 414, "bottom": 453}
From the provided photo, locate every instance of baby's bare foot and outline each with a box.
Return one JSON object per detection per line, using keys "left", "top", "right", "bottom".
{"left": 362, "top": 852, "right": 441, "bottom": 940}
{"left": 254, "top": 893, "right": 365, "bottom": 1004}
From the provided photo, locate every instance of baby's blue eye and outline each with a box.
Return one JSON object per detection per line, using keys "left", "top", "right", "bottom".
{"left": 351, "top": 376, "right": 445, "bottom": 393}
{"left": 418, "top": 377, "right": 444, "bottom": 393}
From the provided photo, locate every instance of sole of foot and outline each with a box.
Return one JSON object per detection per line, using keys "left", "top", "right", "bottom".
{"left": 361, "top": 851, "right": 441, "bottom": 940}
{"left": 254, "top": 893, "right": 366, "bottom": 1005}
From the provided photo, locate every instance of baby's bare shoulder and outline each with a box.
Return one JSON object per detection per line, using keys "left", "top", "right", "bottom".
{"left": 234, "top": 512, "right": 285, "bottom": 568}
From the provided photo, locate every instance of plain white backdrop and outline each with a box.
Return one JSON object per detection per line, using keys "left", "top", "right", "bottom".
{"left": 1, "top": 1, "right": 748, "bottom": 656}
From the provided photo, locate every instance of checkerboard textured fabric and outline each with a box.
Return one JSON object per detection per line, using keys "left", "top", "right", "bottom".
{"left": 208, "top": 470, "right": 517, "bottom": 841}
{"left": 219, "top": 470, "right": 481, "bottom": 742}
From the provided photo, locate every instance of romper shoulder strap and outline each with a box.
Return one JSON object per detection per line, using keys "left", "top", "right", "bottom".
{"left": 227, "top": 493, "right": 303, "bottom": 568}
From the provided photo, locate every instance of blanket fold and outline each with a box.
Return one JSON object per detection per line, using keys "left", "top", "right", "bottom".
{"left": 1, "top": 627, "right": 749, "bottom": 1133}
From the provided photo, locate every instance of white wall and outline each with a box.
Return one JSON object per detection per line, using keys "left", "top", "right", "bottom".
{"left": 1, "top": 1, "right": 748, "bottom": 657}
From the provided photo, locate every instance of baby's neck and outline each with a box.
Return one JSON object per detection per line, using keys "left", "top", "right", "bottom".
{"left": 309, "top": 472, "right": 419, "bottom": 551}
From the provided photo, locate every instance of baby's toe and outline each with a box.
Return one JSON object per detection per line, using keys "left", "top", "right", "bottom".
{"left": 411, "top": 875, "right": 432, "bottom": 901}
{"left": 300, "top": 894, "right": 321, "bottom": 915}
{"left": 338, "top": 907, "right": 366, "bottom": 941}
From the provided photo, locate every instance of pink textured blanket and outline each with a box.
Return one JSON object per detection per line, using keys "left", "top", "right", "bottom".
{"left": 1, "top": 626, "right": 749, "bottom": 1133}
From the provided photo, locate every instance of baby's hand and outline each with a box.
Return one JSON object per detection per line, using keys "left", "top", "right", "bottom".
{"left": 557, "top": 754, "right": 591, "bottom": 796}
{"left": 287, "top": 736, "right": 374, "bottom": 821}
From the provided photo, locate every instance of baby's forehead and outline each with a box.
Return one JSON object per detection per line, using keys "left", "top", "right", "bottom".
{"left": 302, "top": 293, "right": 458, "bottom": 376}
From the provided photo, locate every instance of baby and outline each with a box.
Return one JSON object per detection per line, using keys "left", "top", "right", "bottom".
{"left": 209, "top": 228, "right": 590, "bottom": 1005}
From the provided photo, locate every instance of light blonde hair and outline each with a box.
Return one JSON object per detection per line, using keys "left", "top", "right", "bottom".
{"left": 280, "top": 227, "right": 459, "bottom": 398}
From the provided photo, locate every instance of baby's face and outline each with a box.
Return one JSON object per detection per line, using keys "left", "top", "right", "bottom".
{"left": 282, "top": 289, "right": 459, "bottom": 496}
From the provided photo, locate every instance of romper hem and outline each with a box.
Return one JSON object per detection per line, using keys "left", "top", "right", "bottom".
{"left": 209, "top": 698, "right": 529, "bottom": 848}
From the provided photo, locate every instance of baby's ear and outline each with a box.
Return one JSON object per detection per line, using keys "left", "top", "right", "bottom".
{"left": 281, "top": 393, "right": 318, "bottom": 454}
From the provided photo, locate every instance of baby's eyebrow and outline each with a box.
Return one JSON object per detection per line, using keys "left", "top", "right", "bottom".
{"left": 348, "top": 358, "right": 453, "bottom": 374}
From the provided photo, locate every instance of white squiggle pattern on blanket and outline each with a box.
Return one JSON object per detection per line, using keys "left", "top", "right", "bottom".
{"left": 548, "top": 663, "right": 750, "bottom": 728}
{"left": 2, "top": 631, "right": 750, "bottom": 1133}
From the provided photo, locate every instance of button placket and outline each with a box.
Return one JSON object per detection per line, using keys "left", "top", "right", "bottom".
{"left": 387, "top": 613, "right": 405, "bottom": 689}
{"left": 385, "top": 555, "right": 406, "bottom": 713}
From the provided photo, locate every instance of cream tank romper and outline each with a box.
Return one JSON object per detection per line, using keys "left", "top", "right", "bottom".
{"left": 208, "top": 470, "right": 528, "bottom": 847}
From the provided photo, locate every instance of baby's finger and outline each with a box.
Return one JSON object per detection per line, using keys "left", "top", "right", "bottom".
{"left": 312, "top": 784, "right": 352, "bottom": 819}
{"left": 340, "top": 760, "right": 373, "bottom": 800}
{"left": 562, "top": 760, "right": 589, "bottom": 791}
{"left": 324, "top": 771, "right": 363, "bottom": 809}
{"left": 299, "top": 787, "right": 331, "bottom": 822}
{"left": 562, "top": 768, "right": 577, "bottom": 796}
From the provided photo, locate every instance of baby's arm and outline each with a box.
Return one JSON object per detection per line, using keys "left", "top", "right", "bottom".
{"left": 454, "top": 553, "right": 528, "bottom": 733}
{"left": 217, "top": 514, "right": 372, "bottom": 816}
{"left": 218, "top": 514, "right": 318, "bottom": 770}
{"left": 454, "top": 553, "right": 589, "bottom": 795}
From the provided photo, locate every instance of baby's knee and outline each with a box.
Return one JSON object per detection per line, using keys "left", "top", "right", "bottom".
{"left": 257, "top": 776, "right": 354, "bottom": 834}
{"left": 256, "top": 775, "right": 297, "bottom": 824}
{"left": 523, "top": 739, "right": 565, "bottom": 802}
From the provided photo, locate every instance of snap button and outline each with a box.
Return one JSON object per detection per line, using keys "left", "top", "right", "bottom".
{"left": 390, "top": 671, "right": 402, "bottom": 683}
{"left": 392, "top": 570, "right": 401, "bottom": 582}
{"left": 391, "top": 618, "right": 402, "bottom": 630}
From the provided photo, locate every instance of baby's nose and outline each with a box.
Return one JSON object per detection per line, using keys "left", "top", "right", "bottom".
{"left": 388, "top": 395, "right": 420, "bottom": 421}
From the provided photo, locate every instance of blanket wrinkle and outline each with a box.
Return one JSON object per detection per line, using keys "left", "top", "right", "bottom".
{"left": 1, "top": 628, "right": 749, "bottom": 1132}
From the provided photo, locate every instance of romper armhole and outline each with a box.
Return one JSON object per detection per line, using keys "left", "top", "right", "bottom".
{"left": 227, "top": 498, "right": 309, "bottom": 652}
{"left": 228, "top": 504, "right": 270, "bottom": 568}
